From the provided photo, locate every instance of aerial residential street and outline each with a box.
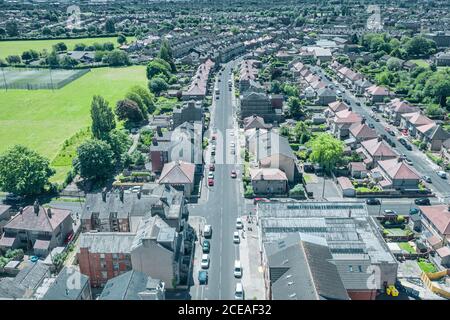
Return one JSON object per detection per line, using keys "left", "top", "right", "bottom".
{"left": 311, "top": 66, "right": 450, "bottom": 201}
{"left": 189, "top": 59, "right": 245, "bottom": 300}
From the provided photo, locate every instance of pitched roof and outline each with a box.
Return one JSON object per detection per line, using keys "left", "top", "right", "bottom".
{"left": 43, "top": 267, "right": 89, "bottom": 300}
{"left": 158, "top": 160, "right": 195, "bottom": 184}
{"left": 249, "top": 168, "right": 288, "bottom": 181}
{"left": 79, "top": 232, "right": 135, "bottom": 254}
{"left": 99, "top": 270, "right": 164, "bottom": 300}
{"left": 377, "top": 158, "right": 421, "bottom": 180}
{"left": 361, "top": 138, "right": 397, "bottom": 157}
{"left": 265, "top": 233, "right": 349, "bottom": 300}
{"left": 429, "top": 125, "right": 450, "bottom": 140}
{"left": 350, "top": 123, "right": 377, "bottom": 139}
{"left": 328, "top": 101, "right": 348, "bottom": 113}
{"left": 419, "top": 205, "right": 450, "bottom": 236}
{"left": 4, "top": 204, "right": 71, "bottom": 233}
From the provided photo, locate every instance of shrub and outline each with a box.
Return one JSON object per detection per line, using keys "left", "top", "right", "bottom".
{"left": 244, "top": 185, "right": 254, "bottom": 198}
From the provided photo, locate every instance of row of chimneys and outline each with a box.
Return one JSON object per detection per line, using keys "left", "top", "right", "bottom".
{"left": 101, "top": 188, "right": 141, "bottom": 202}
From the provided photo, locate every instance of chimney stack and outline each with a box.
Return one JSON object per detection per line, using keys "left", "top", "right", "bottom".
{"left": 33, "top": 200, "right": 39, "bottom": 215}
{"left": 377, "top": 137, "right": 382, "bottom": 142}
{"left": 156, "top": 126, "right": 162, "bottom": 137}
{"left": 102, "top": 188, "right": 107, "bottom": 202}
{"left": 47, "top": 208, "right": 52, "bottom": 219}
{"left": 119, "top": 188, "right": 124, "bottom": 202}
{"left": 137, "top": 191, "right": 141, "bottom": 199}
{"left": 361, "top": 118, "right": 366, "bottom": 124}
{"left": 152, "top": 136, "right": 158, "bottom": 146}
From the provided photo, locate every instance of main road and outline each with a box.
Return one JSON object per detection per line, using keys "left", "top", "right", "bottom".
{"left": 189, "top": 58, "right": 245, "bottom": 300}
{"left": 311, "top": 66, "right": 450, "bottom": 201}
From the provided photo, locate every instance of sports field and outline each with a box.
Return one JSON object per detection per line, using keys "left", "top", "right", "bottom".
{"left": 0, "top": 37, "right": 136, "bottom": 59}
{"left": 0, "top": 66, "right": 147, "bottom": 182}
{"left": 0, "top": 68, "right": 88, "bottom": 89}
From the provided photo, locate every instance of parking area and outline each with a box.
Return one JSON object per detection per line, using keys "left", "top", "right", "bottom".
{"left": 188, "top": 216, "right": 210, "bottom": 300}
{"left": 304, "top": 175, "right": 342, "bottom": 200}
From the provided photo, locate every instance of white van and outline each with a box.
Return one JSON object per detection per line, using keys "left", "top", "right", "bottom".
{"left": 234, "top": 260, "right": 242, "bottom": 278}
{"left": 204, "top": 225, "right": 212, "bottom": 238}
{"left": 234, "top": 282, "right": 244, "bottom": 300}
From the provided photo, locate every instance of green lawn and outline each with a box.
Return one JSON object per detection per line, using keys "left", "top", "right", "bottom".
{"left": 417, "top": 259, "right": 437, "bottom": 273}
{"left": 409, "top": 59, "right": 429, "bottom": 68}
{"left": 0, "top": 37, "right": 136, "bottom": 59}
{"left": 0, "top": 66, "right": 147, "bottom": 182}
{"left": 398, "top": 242, "right": 415, "bottom": 254}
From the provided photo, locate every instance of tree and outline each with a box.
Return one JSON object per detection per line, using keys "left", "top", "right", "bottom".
{"left": 115, "top": 99, "right": 145, "bottom": 122}
{"left": 103, "top": 42, "right": 115, "bottom": 51}
{"left": 104, "top": 129, "right": 132, "bottom": 164}
{"left": 60, "top": 55, "right": 78, "bottom": 68}
{"left": 117, "top": 33, "right": 127, "bottom": 45}
{"left": 293, "top": 121, "right": 311, "bottom": 144}
{"left": 158, "top": 38, "right": 176, "bottom": 72}
{"left": 52, "top": 42, "right": 67, "bottom": 52}
{"left": 424, "top": 71, "right": 450, "bottom": 108}
{"left": 105, "top": 18, "right": 116, "bottom": 33}
{"left": 5, "top": 21, "right": 19, "bottom": 37}
{"left": 149, "top": 77, "right": 168, "bottom": 96}
{"left": 90, "top": 95, "right": 116, "bottom": 139}
{"left": 0, "top": 145, "right": 55, "bottom": 196}
{"left": 288, "top": 97, "right": 304, "bottom": 119}
{"left": 75, "top": 139, "right": 115, "bottom": 180}
{"left": 404, "top": 36, "right": 436, "bottom": 57}
{"left": 6, "top": 55, "right": 21, "bottom": 65}
{"left": 130, "top": 85, "right": 156, "bottom": 114}
{"left": 270, "top": 80, "right": 282, "bottom": 94}
{"left": 45, "top": 50, "right": 60, "bottom": 67}
{"left": 146, "top": 57, "right": 172, "bottom": 80}
{"left": 294, "top": 16, "right": 305, "bottom": 27}
{"left": 125, "top": 92, "right": 148, "bottom": 120}
{"left": 386, "top": 57, "right": 402, "bottom": 71}
{"left": 74, "top": 43, "right": 86, "bottom": 51}
{"left": 104, "top": 50, "right": 130, "bottom": 66}
{"left": 307, "top": 134, "right": 344, "bottom": 174}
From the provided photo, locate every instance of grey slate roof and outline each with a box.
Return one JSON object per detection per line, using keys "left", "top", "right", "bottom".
{"left": 42, "top": 266, "right": 89, "bottom": 300}
{"left": 265, "top": 233, "right": 349, "bottom": 300}
{"left": 79, "top": 232, "right": 135, "bottom": 254}
{"left": 99, "top": 270, "right": 164, "bottom": 300}
{"left": 0, "top": 278, "right": 26, "bottom": 299}
{"left": 14, "top": 261, "right": 50, "bottom": 292}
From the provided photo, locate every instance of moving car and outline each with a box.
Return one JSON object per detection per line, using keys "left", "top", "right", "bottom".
{"left": 233, "top": 231, "right": 240, "bottom": 244}
{"left": 366, "top": 198, "right": 381, "bottom": 205}
{"left": 198, "top": 270, "right": 208, "bottom": 285}
{"left": 398, "top": 137, "right": 407, "bottom": 146}
{"left": 414, "top": 198, "right": 430, "bottom": 205}
{"left": 368, "top": 123, "right": 375, "bottom": 129}
{"left": 202, "top": 240, "right": 210, "bottom": 253}
{"left": 230, "top": 170, "right": 237, "bottom": 178}
{"left": 203, "top": 225, "right": 212, "bottom": 238}
{"left": 236, "top": 217, "right": 243, "bottom": 229}
{"left": 405, "top": 144, "right": 412, "bottom": 151}
{"left": 201, "top": 254, "right": 210, "bottom": 269}
{"left": 234, "top": 282, "right": 244, "bottom": 300}
{"left": 436, "top": 170, "right": 447, "bottom": 179}
{"left": 234, "top": 260, "right": 242, "bottom": 278}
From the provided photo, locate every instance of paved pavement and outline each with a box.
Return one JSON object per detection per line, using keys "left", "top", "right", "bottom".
{"left": 311, "top": 66, "right": 450, "bottom": 201}
{"left": 188, "top": 59, "right": 247, "bottom": 300}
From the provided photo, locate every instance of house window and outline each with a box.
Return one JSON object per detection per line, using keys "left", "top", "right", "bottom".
{"left": 358, "top": 265, "right": 363, "bottom": 273}
{"left": 101, "top": 271, "right": 108, "bottom": 279}
{"left": 112, "top": 253, "right": 119, "bottom": 260}
{"left": 349, "top": 265, "right": 353, "bottom": 272}
{"left": 100, "top": 254, "right": 105, "bottom": 259}
{"left": 113, "top": 263, "right": 119, "bottom": 271}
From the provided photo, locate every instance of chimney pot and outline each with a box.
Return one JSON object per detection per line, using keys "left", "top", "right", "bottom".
{"left": 119, "top": 188, "right": 124, "bottom": 202}
{"left": 47, "top": 208, "right": 52, "bottom": 219}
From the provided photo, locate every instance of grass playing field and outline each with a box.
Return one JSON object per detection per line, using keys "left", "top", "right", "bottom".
{"left": 0, "top": 65, "right": 147, "bottom": 182}
{"left": 0, "top": 37, "right": 136, "bottom": 59}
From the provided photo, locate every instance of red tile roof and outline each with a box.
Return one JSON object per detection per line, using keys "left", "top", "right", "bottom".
{"left": 419, "top": 205, "right": 450, "bottom": 236}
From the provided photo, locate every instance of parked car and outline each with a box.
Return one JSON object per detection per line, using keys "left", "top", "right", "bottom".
{"left": 398, "top": 137, "right": 407, "bottom": 146}
{"left": 230, "top": 170, "right": 237, "bottom": 178}
{"left": 383, "top": 209, "right": 397, "bottom": 217}
{"left": 209, "top": 164, "right": 215, "bottom": 171}
{"left": 201, "top": 254, "right": 210, "bottom": 269}
{"left": 415, "top": 198, "right": 430, "bottom": 205}
{"left": 198, "top": 270, "right": 208, "bottom": 285}
{"left": 368, "top": 123, "right": 375, "bottom": 129}
{"left": 208, "top": 178, "right": 214, "bottom": 186}
{"left": 208, "top": 172, "right": 214, "bottom": 179}
{"left": 422, "top": 175, "right": 432, "bottom": 183}
{"left": 253, "top": 198, "right": 270, "bottom": 205}
{"left": 236, "top": 217, "right": 243, "bottom": 229}
{"left": 366, "top": 198, "right": 381, "bottom": 205}
{"left": 405, "top": 144, "right": 412, "bottom": 151}
{"left": 203, "top": 225, "right": 212, "bottom": 238}
{"left": 202, "top": 240, "right": 210, "bottom": 253}
{"left": 233, "top": 231, "right": 240, "bottom": 244}
{"left": 405, "top": 159, "right": 413, "bottom": 166}
{"left": 234, "top": 260, "right": 242, "bottom": 278}
{"left": 437, "top": 171, "right": 447, "bottom": 179}
{"left": 388, "top": 130, "right": 396, "bottom": 137}
{"left": 234, "top": 282, "right": 244, "bottom": 300}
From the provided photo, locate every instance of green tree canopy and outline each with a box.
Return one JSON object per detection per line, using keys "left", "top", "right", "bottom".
{"left": 130, "top": 85, "right": 156, "bottom": 114}
{"left": 90, "top": 95, "right": 116, "bottom": 139}
{"left": 146, "top": 57, "right": 172, "bottom": 80}
{"left": 307, "top": 134, "right": 344, "bottom": 174}
{"left": 115, "top": 99, "right": 145, "bottom": 123}
{"left": 148, "top": 77, "right": 169, "bottom": 96}
{"left": 0, "top": 145, "right": 55, "bottom": 196}
{"left": 125, "top": 91, "right": 148, "bottom": 120}
{"left": 75, "top": 139, "right": 115, "bottom": 181}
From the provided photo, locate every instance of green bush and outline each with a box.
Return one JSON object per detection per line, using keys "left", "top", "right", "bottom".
{"left": 244, "top": 185, "right": 254, "bottom": 198}
{"left": 289, "top": 184, "right": 305, "bottom": 197}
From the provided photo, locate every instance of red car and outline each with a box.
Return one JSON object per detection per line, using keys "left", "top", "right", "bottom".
{"left": 230, "top": 170, "right": 237, "bottom": 178}
{"left": 209, "top": 164, "right": 215, "bottom": 171}
{"left": 208, "top": 178, "right": 214, "bottom": 186}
